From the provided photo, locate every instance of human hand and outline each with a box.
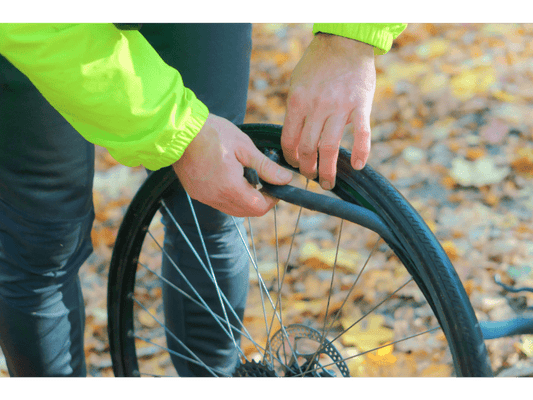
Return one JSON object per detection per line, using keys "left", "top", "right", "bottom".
{"left": 173, "top": 114, "right": 293, "bottom": 217}
{"left": 281, "top": 33, "right": 376, "bottom": 190}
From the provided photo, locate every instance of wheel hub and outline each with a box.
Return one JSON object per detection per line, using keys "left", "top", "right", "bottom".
{"left": 265, "top": 324, "right": 350, "bottom": 378}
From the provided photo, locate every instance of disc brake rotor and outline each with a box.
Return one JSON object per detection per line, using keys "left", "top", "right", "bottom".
{"left": 265, "top": 324, "right": 350, "bottom": 377}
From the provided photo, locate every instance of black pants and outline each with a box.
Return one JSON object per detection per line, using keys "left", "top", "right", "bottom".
{"left": 0, "top": 23, "right": 252, "bottom": 376}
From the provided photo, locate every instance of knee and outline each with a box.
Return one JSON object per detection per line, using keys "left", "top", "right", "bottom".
{"left": 0, "top": 199, "right": 94, "bottom": 301}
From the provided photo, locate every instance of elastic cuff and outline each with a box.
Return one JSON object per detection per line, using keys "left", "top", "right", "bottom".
{"left": 143, "top": 95, "right": 208, "bottom": 170}
{"left": 313, "top": 23, "right": 401, "bottom": 55}
{"left": 167, "top": 92, "right": 210, "bottom": 164}
{"left": 109, "top": 93, "right": 209, "bottom": 171}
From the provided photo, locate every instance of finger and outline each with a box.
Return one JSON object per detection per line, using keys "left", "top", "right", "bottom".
{"left": 208, "top": 163, "right": 281, "bottom": 217}
{"left": 236, "top": 143, "right": 293, "bottom": 186}
{"left": 281, "top": 89, "right": 307, "bottom": 168}
{"left": 297, "top": 115, "right": 324, "bottom": 181}
{"left": 318, "top": 114, "right": 346, "bottom": 190}
{"left": 230, "top": 184, "right": 279, "bottom": 217}
{"left": 259, "top": 189, "right": 281, "bottom": 208}
{"left": 216, "top": 185, "right": 278, "bottom": 217}
{"left": 349, "top": 107, "right": 372, "bottom": 170}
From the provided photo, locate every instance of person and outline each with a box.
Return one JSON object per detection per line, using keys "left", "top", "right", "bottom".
{"left": 0, "top": 22, "right": 406, "bottom": 377}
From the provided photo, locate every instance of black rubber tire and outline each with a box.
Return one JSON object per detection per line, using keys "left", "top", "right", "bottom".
{"left": 107, "top": 124, "right": 493, "bottom": 377}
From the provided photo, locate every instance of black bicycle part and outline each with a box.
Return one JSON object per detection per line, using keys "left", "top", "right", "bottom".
{"left": 107, "top": 123, "right": 493, "bottom": 377}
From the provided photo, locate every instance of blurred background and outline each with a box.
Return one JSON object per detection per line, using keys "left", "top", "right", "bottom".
{"left": 2, "top": 23, "right": 533, "bottom": 377}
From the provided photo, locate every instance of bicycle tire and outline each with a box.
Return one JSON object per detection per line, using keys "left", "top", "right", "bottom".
{"left": 107, "top": 123, "right": 492, "bottom": 377}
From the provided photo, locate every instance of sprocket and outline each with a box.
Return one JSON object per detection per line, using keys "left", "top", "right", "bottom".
{"left": 232, "top": 360, "right": 277, "bottom": 377}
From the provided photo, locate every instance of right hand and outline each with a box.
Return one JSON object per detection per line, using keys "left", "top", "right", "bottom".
{"left": 172, "top": 114, "right": 293, "bottom": 217}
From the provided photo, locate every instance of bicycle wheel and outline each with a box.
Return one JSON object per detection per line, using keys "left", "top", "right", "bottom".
{"left": 107, "top": 124, "right": 493, "bottom": 377}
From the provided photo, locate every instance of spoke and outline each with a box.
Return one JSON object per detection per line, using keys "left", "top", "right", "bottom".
{"left": 231, "top": 218, "right": 293, "bottom": 330}
{"left": 231, "top": 216, "right": 302, "bottom": 369}
{"left": 247, "top": 217, "right": 259, "bottom": 267}
{"left": 261, "top": 180, "right": 309, "bottom": 370}
{"left": 329, "top": 277, "right": 414, "bottom": 345}
{"left": 158, "top": 200, "right": 251, "bottom": 360}
{"left": 132, "top": 333, "right": 198, "bottom": 366}
{"left": 282, "top": 179, "right": 308, "bottom": 270}
{"left": 302, "top": 242, "right": 410, "bottom": 373}
{"left": 292, "top": 327, "right": 441, "bottom": 377}
{"left": 130, "top": 294, "right": 221, "bottom": 377}
{"left": 304, "top": 218, "right": 344, "bottom": 376}
{"left": 147, "top": 229, "right": 247, "bottom": 361}
{"left": 247, "top": 217, "right": 271, "bottom": 357}
{"left": 137, "top": 261, "right": 265, "bottom": 357}
{"left": 183, "top": 194, "right": 237, "bottom": 349}
{"left": 131, "top": 333, "right": 231, "bottom": 377}
{"left": 145, "top": 243, "right": 261, "bottom": 360}
{"left": 231, "top": 217, "right": 280, "bottom": 313}
{"left": 126, "top": 161, "right": 458, "bottom": 378}
{"left": 272, "top": 204, "right": 289, "bottom": 365}
{"left": 269, "top": 179, "right": 308, "bottom": 307}
{"left": 324, "top": 236, "right": 382, "bottom": 335}
{"left": 322, "top": 219, "right": 344, "bottom": 333}
{"left": 299, "top": 234, "right": 381, "bottom": 366}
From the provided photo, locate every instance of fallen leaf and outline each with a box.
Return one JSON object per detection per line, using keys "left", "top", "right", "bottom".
{"left": 511, "top": 148, "right": 533, "bottom": 176}
{"left": 450, "top": 157, "right": 510, "bottom": 187}
{"left": 249, "top": 261, "right": 279, "bottom": 282}
{"left": 492, "top": 104, "right": 530, "bottom": 125}
{"left": 402, "top": 146, "right": 426, "bottom": 164}
{"left": 517, "top": 335, "right": 533, "bottom": 357}
{"left": 450, "top": 66, "right": 496, "bottom": 101}
{"left": 366, "top": 342, "right": 397, "bottom": 366}
{"left": 340, "top": 314, "right": 395, "bottom": 352}
{"left": 344, "top": 348, "right": 366, "bottom": 376}
{"left": 441, "top": 175, "right": 457, "bottom": 190}
{"left": 466, "top": 148, "right": 486, "bottom": 161}
{"left": 92, "top": 227, "right": 116, "bottom": 248}
{"left": 482, "top": 24, "right": 519, "bottom": 36}
{"left": 463, "top": 279, "right": 477, "bottom": 296}
{"left": 426, "top": 220, "right": 437, "bottom": 233}
{"left": 299, "top": 242, "right": 361, "bottom": 272}
{"left": 420, "top": 73, "right": 449, "bottom": 95}
{"left": 441, "top": 241, "right": 460, "bottom": 261}
{"left": 292, "top": 299, "right": 323, "bottom": 315}
{"left": 416, "top": 38, "right": 451, "bottom": 59}
{"left": 420, "top": 363, "right": 453, "bottom": 377}
{"left": 138, "top": 307, "right": 159, "bottom": 328}
{"left": 274, "top": 52, "right": 290, "bottom": 66}
{"left": 492, "top": 89, "right": 517, "bottom": 103}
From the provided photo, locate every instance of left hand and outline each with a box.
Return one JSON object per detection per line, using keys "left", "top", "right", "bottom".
{"left": 281, "top": 33, "right": 376, "bottom": 190}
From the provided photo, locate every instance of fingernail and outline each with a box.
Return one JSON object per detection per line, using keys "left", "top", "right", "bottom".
{"left": 354, "top": 160, "right": 364, "bottom": 170}
{"left": 277, "top": 168, "right": 292, "bottom": 181}
{"left": 321, "top": 181, "right": 332, "bottom": 190}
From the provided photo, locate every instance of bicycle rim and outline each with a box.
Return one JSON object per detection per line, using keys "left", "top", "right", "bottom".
{"left": 107, "top": 124, "right": 492, "bottom": 377}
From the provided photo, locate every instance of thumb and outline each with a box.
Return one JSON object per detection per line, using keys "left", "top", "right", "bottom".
{"left": 238, "top": 145, "right": 293, "bottom": 186}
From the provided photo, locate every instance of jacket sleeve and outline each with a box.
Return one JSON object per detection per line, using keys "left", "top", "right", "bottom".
{"left": 0, "top": 23, "right": 209, "bottom": 170}
{"left": 313, "top": 23, "right": 407, "bottom": 55}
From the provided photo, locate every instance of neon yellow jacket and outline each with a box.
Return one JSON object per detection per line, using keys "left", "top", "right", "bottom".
{"left": 0, "top": 23, "right": 406, "bottom": 170}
